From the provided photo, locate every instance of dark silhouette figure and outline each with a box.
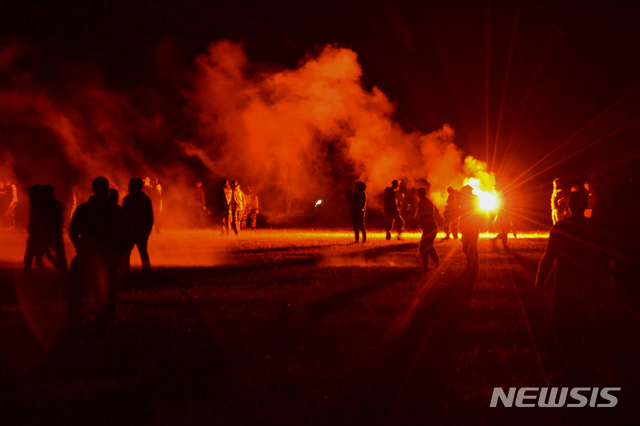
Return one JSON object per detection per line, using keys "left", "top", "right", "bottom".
{"left": 535, "top": 190, "right": 611, "bottom": 380}
{"left": 68, "top": 177, "right": 129, "bottom": 331}
{"left": 414, "top": 185, "right": 442, "bottom": 268}
{"left": 492, "top": 189, "right": 516, "bottom": 248}
{"left": 551, "top": 178, "right": 568, "bottom": 225}
{"left": 108, "top": 188, "right": 119, "bottom": 206}
{"left": 24, "top": 184, "right": 68, "bottom": 273}
{"left": 442, "top": 186, "right": 460, "bottom": 240}
{"left": 241, "top": 186, "right": 259, "bottom": 229}
{"left": 492, "top": 208, "right": 516, "bottom": 247}
{"left": 214, "top": 179, "right": 231, "bottom": 235}
{"left": 384, "top": 179, "right": 405, "bottom": 240}
{"left": 192, "top": 180, "right": 207, "bottom": 229}
{"left": 123, "top": 178, "right": 154, "bottom": 271}
{"left": 458, "top": 185, "right": 481, "bottom": 272}
{"left": 346, "top": 181, "right": 367, "bottom": 243}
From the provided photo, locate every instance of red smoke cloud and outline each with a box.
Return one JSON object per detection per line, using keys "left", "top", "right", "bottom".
{"left": 186, "top": 41, "right": 495, "bottom": 214}
{"left": 1, "top": 40, "right": 496, "bottom": 226}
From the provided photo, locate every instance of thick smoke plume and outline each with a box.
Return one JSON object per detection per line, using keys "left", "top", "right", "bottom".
{"left": 186, "top": 41, "right": 493, "bottom": 215}
{"left": 1, "top": 40, "right": 496, "bottom": 227}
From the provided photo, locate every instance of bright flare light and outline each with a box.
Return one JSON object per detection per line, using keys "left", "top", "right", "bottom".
{"left": 315, "top": 200, "right": 323, "bottom": 207}
{"left": 465, "top": 178, "right": 500, "bottom": 213}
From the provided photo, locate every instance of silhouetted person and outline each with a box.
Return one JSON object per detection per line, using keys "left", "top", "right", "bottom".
{"left": 109, "top": 188, "right": 120, "bottom": 206}
{"left": 68, "top": 177, "right": 129, "bottom": 331}
{"left": 414, "top": 185, "right": 442, "bottom": 269}
{"left": 459, "top": 185, "right": 481, "bottom": 272}
{"left": 535, "top": 190, "right": 611, "bottom": 380}
{"left": 346, "top": 181, "right": 367, "bottom": 243}
{"left": 492, "top": 208, "right": 516, "bottom": 247}
{"left": 229, "top": 180, "right": 245, "bottom": 236}
{"left": 385, "top": 179, "right": 405, "bottom": 240}
{"left": 24, "top": 185, "right": 67, "bottom": 273}
{"left": 584, "top": 180, "right": 597, "bottom": 218}
{"left": 492, "top": 189, "right": 516, "bottom": 247}
{"left": 215, "top": 179, "right": 231, "bottom": 235}
{"left": 442, "top": 186, "right": 460, "bottom": 240}
{"left": 192, "top": 180, "right": 207, "bottom": 229}
{"left": 123, "top": 178, "right": 154, "bottom": 271}
{"left": 551, "top": 178, "right": 568, "bottom": 225}
{"left": 241, "top": 186, "right": 259, "bottom": 229}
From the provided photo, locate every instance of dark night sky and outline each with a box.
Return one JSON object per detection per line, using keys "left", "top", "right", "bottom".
{"left": 3, "top": 0, "right": 640, "bottom": 194}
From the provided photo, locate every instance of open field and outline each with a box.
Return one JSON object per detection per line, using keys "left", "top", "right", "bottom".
{"left": 1, "top": 229, "right": 639, "bottom": 425}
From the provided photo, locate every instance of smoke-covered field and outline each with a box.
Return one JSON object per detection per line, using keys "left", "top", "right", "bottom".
{"left": 0, "top": 230, "right": 638, "bottom": 425}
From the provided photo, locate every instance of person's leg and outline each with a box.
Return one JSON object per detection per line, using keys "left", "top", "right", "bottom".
{"left": 461, "top": 232, "right": 470, "bottom": 262}
{"left": 386, "top": 215, "right": 394, "bottom": 240}
{"left": 427, "top": 229, "right": 439, "bottom": 265}
{"left": 397, "top": 213, "right": 405, "bottom": 239}
{"left": 443, "top": 221, "right": 450, "bottom": 239}
{"left": 51, "top": 237, "right": 68, "bottom": 274}
{"left": 24, "top": 236, "right": 37, "bottom": 271}
{"left": 224, "top": 211, "right": 231, "bottom": 235}
{"left": 124, "top": 242, "right": 135, "bottom": 273}
{"left": 233, "top": 209, "right": 241, "bottom": 235}
{"left": 351, "top": 215, "right": 359, "bottom": 243}
{"left": 361, "top": 219, "right": 366, "bottom": 243}
{"left": 419, "top": 230, "right": 429, "bottom": 267}
{"left": 137, "top": 236, "right": 151, "bottom": 270}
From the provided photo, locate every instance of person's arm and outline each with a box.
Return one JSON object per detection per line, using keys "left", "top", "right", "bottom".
{"left": 11, "top": 185, "right": 18, "bottom": 206}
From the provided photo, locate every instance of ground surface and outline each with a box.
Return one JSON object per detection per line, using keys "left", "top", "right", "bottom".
{"left": 0, "top": 229, "right": 639, "bottom": 425}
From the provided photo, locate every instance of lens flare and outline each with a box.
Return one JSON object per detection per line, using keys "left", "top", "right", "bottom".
{"left": 464, "top": 177, "right": 500, "bottom": 213}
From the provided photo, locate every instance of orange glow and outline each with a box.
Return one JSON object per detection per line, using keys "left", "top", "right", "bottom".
{"left": 464, "top": 177, "right": 500, "bottom": 213}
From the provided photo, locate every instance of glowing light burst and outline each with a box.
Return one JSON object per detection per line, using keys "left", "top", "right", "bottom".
{"left": 464, "top": 177, "right": 500, "bottom": 213}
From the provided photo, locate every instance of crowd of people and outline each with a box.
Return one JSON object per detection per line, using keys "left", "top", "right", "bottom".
{"left": 207, "top": 179, "right": 259, "bottom": 235}
{"left": 6, "top": 171, "right": 639, "bottom": 359}
{"left": 347, "top": 178, "right": 491, "bottom": 273}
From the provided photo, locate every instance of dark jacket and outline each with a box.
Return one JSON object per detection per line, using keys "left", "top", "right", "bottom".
{"left": 69, "top": 195, "right": 129, "bottom": 256}
{"left": 347, "top": 189, "right": 367, "bottom": 217}
{"left": 384, "top": 187, "right": 401, "bottom": 214}
{"left": 123, "top": 191, "right": 154, "bottom": 238}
